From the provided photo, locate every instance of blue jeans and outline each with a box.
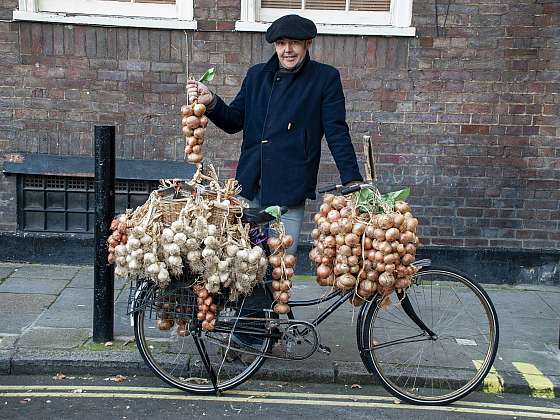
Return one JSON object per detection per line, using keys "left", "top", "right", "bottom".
{"left": 244, "top": 190, "right": 305, "bottom": 255}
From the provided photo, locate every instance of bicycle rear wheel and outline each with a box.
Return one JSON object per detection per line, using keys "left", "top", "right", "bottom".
{"left": 132, "top": 280, "right": 274, "bottom": 394}
{"left": 359, "top": 267, "right": 499, "bottom": 405}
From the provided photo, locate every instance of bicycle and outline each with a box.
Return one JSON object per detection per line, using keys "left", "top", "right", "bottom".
{"left": 128, "top": 183, "right": 499, "bottom": 406}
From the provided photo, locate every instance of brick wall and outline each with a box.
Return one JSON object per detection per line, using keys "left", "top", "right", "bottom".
{"left": 0, "top": 0, "right": 558, "bottom": 250}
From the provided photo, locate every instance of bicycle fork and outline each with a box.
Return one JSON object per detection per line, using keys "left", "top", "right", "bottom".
{"left": 397, "top": 292, "right": 437, "bottom": 339}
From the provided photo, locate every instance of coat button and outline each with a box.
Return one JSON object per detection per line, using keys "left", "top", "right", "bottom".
{"left": 276, "top": 77, "right": 280, "bottom": 81}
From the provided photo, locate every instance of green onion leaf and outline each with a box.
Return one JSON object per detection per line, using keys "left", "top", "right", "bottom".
{"left": 199, "top": 67, "right": 215, "bottom": 83}
{"left": 264, "top": 205, "right": 281, "bottom": 221}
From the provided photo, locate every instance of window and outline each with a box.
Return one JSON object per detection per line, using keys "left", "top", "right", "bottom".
{"left": 18, "top": 175, "right": 159, "bottom": 233}
{"left": 14, "top": 0, "right": 196, "bottom": 29}
{"left": 237, "top": 0, "right": 414, "bottom": 36}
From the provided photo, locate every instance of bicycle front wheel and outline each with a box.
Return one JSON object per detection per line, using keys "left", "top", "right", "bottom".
{"left": 133, "top": 281, "right": 274, "bottom": 394}
{"left": 359, "top": 267, "right": 499, "bottom": 405}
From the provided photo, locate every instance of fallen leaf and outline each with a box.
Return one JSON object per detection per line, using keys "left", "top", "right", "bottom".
{"left": 110, "top": 374, "right": 128, "bottom": 383}
{"left": 393, "top": 399, "right": 401, "bottom": 404}
{"left": 351, "top": 383, "right": 362, "bottom": 389}
{"left": 104, "top": 341, "right": 113, "bottom": 347}
{"left": 19, "top": 398, "right": 31, "bottom": 404}
{"left": 123, "top": 338, "right": 135, "bottom": 346}
{"left": 53, "top": 372, "right": 66, "bottom": 380}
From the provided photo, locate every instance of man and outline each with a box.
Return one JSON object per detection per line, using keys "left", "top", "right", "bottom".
{"left": 187, "top": 14, "right": 362, "bottom": 255}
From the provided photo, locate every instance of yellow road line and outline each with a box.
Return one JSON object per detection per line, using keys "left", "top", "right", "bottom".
{"left": 473, "top": 360, "right": 504, "bottom": 393}
{"left": 1, "top": 391, "right": 559, "bottom": 419}
{"left": 0, "top": 385, "right": 558, "bottom": 414}
{"left": 513, "top": 362, "right": 556, "bottom": 399}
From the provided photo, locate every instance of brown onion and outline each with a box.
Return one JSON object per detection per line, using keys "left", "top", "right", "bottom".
{"left": 332, "top": 196, "right": 346, "bottom": 210}
{"left": 335, "top": 234, "right": 345, "bottom": 246}
{"left": 193, "top": 103, "right": 206, "bottom": 117}
{"left": 316, "top": 264, "right": 332, "bottom": 279}
{"left": 284, "top": 254, "right": 296, "bottom": 268}
{"left": 339, "top": 244, "right": 352, "bottom": 257}
{"left": 323, "top": 193, "right": 335, "bottom": 205}
{"left": 327, "top": 209, "right": 341, "bottom": 223}
{"left": 272, "top": 267, "right": 283, "bottom": 279}
{"left": 395, "top": 201, "right": 411, "bottom": 214}
{"left": 386, "top": 228, "right": 400, "bottom": 242}
{"left": 274, "top": 303, "right": 291, "bottom": 314}
{"left": 329, "top": 222, "right": 341, "bottom": 235}
{"left": 323, "top": 235, "right": 336, "bottom": 248}
{"left": 340, "top": 206, "right": 353, "bottom": 218}
{"left": 320, "top": 221, "right": 332, "bottom": 234}
{"left": 367, "top": 270, "right": 380, "bottom": 282}
{"left": 280, "top": 280, "right": 292, "bottom": 291}
{"left": 267, "top": 236, "right": 282, "bottom": 250}
{"left": 373, "top": 228, "right": 386, "bottom": 241}
{"left": 393, "top": 213, "right": 405, "bottom": 227}
{"left": 181, "top": 104, "right": 194, "bottom": 116}
{"left": 405, "top": 243, "right": 417, "bottom": 255}
{"left": 269, "top": 254, "right": 282, "bottom": 267}
{"left": 347, "top": 255, "right": 359, "bottom": 266}
{"left": 402, "top": 254, "right": 415, "bottom": 266}
{"left": 344, "top": 233, "right": 360, "bottom": 247}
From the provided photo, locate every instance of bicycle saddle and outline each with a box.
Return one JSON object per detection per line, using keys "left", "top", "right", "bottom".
{"left": 241, "top": 206, "right": 288, "bottom": 224}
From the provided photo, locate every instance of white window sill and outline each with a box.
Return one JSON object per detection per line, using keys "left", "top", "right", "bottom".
{"left": 13, "top": 11, "right": 197, "bottom": 30}
{"left": 235, "top": 20, "right": 415, "bottom": 37}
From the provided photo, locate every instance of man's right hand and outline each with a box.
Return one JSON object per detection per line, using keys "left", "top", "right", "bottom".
{"left": 186, "top": 80, "right": 213, "bottom": 105}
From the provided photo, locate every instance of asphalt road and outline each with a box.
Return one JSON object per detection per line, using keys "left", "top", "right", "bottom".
{"left": 0, "top": 374, "right": 558, "bottom": 419}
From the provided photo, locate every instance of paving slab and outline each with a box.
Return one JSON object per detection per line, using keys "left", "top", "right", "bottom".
{"left": 0, "top": 335, "right": 18, "bottom": 350}
{"left": 0, "top": 267, "right": 16, "bottom": 281}
{"left": 68, "top": 272, "right": 127, "bottom": 291}
{"left": 0, "top": 313, "right": 38, "bottom": 334}
{"left": 499, "top": 316, "right": 559, "bottom": 351}
{"left": 0, "top": 293, "right": 56, "bottom": 313}
{"left": 0, "top": 278, "right": 69, "bottom": 295}
{"left": 35, "top": 309, "right": 92, "bottom": 329}
{"left": 8, "top": 265, "right": 81, "bottom": 281}
{"left": 47, "top": 287, "right": 92, "bottom": 311}
{"left": 536, "top": 291, "right": 560, "bottom": 317}
{"left": 486, "top": 289, "right": 558, "bottom": 319}
{"left": 17, "top": 327, "right": 91, "bottom": 349}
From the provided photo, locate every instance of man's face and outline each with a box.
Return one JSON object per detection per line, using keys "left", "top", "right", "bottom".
{"left": 274, "top": 39, "right": 311, "bottom": 69}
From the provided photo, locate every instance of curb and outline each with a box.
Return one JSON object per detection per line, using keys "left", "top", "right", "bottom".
{"left": 2, "top": 349, "right": 558, "bottom": 398}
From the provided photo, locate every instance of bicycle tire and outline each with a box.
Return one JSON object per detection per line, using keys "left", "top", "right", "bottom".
{"left": 133, "top": 281, "right": 273, "bottom": 394}
{"left": 358, "top": 267, "right": 499, "bottom": 405}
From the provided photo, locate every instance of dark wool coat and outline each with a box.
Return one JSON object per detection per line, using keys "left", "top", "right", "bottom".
{"left": 207, "top": 52, "right": 363, "bottom": 207}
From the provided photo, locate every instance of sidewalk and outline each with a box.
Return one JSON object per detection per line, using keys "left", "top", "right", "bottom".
{"left": 0, "top": 262, "right": 558, "bottom": 398}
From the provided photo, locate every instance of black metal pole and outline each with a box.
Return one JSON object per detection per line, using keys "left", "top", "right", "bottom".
{"left": 93, "top": 125, "right": 115, "bottom": 342}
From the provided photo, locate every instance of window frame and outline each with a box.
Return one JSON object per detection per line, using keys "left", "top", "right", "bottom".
{"left": 236, "top": 0, "right": 415, "bottom": 36}
{"left": 14, "top": 0, "right": 197, "bottom": 30}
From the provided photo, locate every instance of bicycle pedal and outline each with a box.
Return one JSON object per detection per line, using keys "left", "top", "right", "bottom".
{"left": 317, "top": 344, "right": 331, "bottom": 355}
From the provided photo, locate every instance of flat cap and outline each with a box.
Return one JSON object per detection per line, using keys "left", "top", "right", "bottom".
{"left": 265, "top": 14, "right": 317, "bottom": 43}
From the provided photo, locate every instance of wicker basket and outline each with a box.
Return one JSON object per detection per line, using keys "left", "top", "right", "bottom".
{"left": 207, "top": 203, "right": 242, "bottom": 227}
{"left": 159, "top": 197, "right": 190, "bottom": 225}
